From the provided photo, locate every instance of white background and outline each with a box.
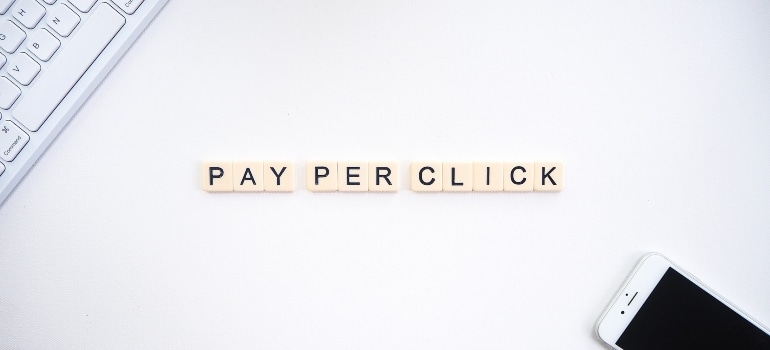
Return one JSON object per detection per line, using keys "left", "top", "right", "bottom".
{"left": 2, "top": 0, "right": 770, "bottom": 348}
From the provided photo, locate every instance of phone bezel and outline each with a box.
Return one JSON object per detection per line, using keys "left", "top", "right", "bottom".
{"left": 594, "top": 253, "right": 770, "bottom": 349}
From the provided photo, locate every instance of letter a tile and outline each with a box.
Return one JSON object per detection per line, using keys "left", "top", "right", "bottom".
{"left": 233, "top": 161, "right": 264, "bottom": 192}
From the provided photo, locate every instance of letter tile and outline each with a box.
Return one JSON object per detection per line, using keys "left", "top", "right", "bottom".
{"left": 503, "top": 162, "right": 534, "bottom": 192}
{"left": 472, "top": 161, "right": 503, "bottom": 192}
{"left": 442, "top": 162, "right": 473, "bottom": 192}
{"left": 263, "top": 161, "right": 294, "bottom": 192}
{"left": 338, "top": 161, "right": 368, "bottom": 192}
{"left": 306, "top": 161, "right": 338, "bottom": 192}
{"left": 534, "top": 161, "right": 563, "bottom": 192}
{"left": 201, "top": 161, "right": 233, "bottom": 192}
{"left": 410, "top": 161, "right": 442, "bottom": 192}
{"left": 368, "top": 162, "right": 398, "bottom": 192}
{"left": 233, "top": 161, "right": 264, "bottom": 192}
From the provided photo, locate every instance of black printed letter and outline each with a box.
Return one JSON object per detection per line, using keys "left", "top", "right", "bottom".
{"left": 510, "top": 166, "right": 527, "bottom": 185}
{"left": 209, "top": 167, "right": 224, "bottom": 186}
{"left": 240, "top": 168, "right": 256, "bottom": 186}
{"left": 541, "top": 167, "right": 556, "bottom": 186}
{"left": 451, "top": 168, "right": 463, "bottom": 186}
{"left": 346, "top": 167, "right": 361, "bottom": 186}
{"left": 270, "top": 167, "right": 287, "bottom": 185}
{"left": 315, "top": 166, "right": 330, "bottom": 185}
{"left": 376, "top": 167, "right": 392, "bottom": 186}
{"left": 419, "top": 166, "right": 435, "bottom": 186}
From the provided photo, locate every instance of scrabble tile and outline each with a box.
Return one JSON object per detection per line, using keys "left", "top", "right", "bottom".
{"left": 410, "top": 161, "right": 442, "bottom": 192}
{"left": 306, "top": 161, "right": 338, "bottom": 192}
{"left": 442, "top": 162, "right": 473, "bottom": 192}
{"left": 472, "top": 161, "right": 503, "bottom": 192}
{"left": 338, "top": 162, "right": 368, "bottom": 192}
{"left": 263, "top": 161, "right": 294, "bottom": 192}
{"left": 201, "top": 161, "right": 233, "bottom": 192}
{"left": 233, "top": 161, "right": 264, "bottom": 192}
{"left": 368, "top": 162, "right": 399, "bottom": 192}
{"left": 534, "top": 161, "right": 564, "bottom": 192}
{"left": 503, "top": 162, "right": 534, "bottom": 192}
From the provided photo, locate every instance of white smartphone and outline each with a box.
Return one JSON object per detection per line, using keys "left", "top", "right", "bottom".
{"left": 595, "top": 253, "right": 770, "bottom": 349}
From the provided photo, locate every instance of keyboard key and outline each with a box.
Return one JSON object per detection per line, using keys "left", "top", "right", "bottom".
{"left": 111, "top": 0, "right": 144, "bottom": 15}
{"left": 8, "top": 52, "right": 40, "bottom": 85}
{"left": 14, "top": 4, "right": 125, "bottom": 131}
{"left": 0, "top": 160, "right": 4, "bottom": 176}
{"left": 0, "top": 52, "right": 5, "bottom": 68}
{"left": 0, "top": 120, "right": 29, "bottom": 161}
{"left": 11, "top": 0, "right": 45, "bottom": 29}
{"left": 0, "top": 20, "right": 25, "bottom": 53}
{"left": 27, "top": 28, "right": 59, "bottom": 61}
{"left": 69, "top": 0, "right": 96, "bottom": 12}
{"left": 0, "top": 0, "right": 15, "bottom": 15}
{"left": 41, "top": 0, "right": 54, "bottom": 4}
{"left": 0, "top": 76, "right": 20, "bottom": 108}
{"left": 46, "top": 3, "right": 79, "bottom": 37}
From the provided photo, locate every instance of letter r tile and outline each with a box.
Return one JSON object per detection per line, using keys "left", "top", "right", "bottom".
{"left": 368, "top": 162, "right": 398, "bottom": 192}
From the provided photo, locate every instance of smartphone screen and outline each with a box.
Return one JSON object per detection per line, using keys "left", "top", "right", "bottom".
{"left": 615, "top": 267, "right": 770, "bottom": 349}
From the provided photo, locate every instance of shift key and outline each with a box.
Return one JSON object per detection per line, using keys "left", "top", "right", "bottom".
{"left": 13, "top": 4, "right": 125, "bottom": 132}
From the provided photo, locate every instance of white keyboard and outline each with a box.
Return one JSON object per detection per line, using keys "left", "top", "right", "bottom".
{"left": 0, "top": 0, "right": 167, "bottom": 205}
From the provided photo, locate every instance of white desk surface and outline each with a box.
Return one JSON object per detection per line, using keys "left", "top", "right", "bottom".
{"left": 2, "top": 1, "right": 769, "bottom": 348}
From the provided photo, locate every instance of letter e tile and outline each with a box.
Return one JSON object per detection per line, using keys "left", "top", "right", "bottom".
{"left": 338, "top": 162, "right": 368, "bottom": 192}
